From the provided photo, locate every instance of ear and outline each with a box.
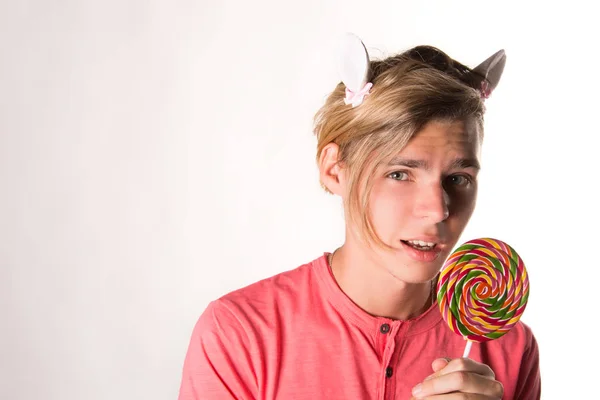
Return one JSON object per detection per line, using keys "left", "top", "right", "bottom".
{"left": 318, "top": 143, "right": 344, "bottom": 195}
{"left": 473, "top": 49, "right": 506, "bottom": 93}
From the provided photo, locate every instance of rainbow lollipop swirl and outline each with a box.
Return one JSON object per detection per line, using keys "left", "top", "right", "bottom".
{"left": 437, "top": 238, "right": 530, "bottom": 343}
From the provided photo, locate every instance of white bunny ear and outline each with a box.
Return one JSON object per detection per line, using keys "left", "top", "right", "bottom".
{"left": 337, "top": 33, "right": 371, "bottom": 106}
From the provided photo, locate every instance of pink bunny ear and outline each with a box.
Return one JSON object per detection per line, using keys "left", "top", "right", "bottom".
{"left": 473, "top": 49, "right": 506, "bottom": 98}
{"left": 337, "top": 33, "right": 372, "bottom": 107}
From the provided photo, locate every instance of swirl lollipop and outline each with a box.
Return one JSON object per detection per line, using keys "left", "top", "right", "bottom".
{"left": 437, "top": 238, "right": 530, "bottom": 357}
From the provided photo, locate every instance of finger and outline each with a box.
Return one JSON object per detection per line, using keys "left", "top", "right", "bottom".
{"left": 425, "top": 357, "right": 494, "bottom": 382}
{"left": 432, "top": 358, "right": 450, "bottom": 373}
{"left": 412, "top": 371, "right": 503, "bottom": 398}
{"left": 424, "top": 358, "right": 450, "bottom": 381}
{"left": 435, "top": 358, "right": 496, "bottom": 379}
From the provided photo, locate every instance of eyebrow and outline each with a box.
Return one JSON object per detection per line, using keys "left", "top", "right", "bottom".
{"left": 388, "top": 157, "right": 480, "bottom": 170}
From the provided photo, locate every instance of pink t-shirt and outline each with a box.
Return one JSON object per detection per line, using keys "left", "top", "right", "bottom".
{"left": 178, "top": 253, "right": 541, "bottom": 399}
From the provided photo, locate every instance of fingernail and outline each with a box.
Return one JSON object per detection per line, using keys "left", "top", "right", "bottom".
{"left": 412, "top": 383, "right": 422, "bottom": 396}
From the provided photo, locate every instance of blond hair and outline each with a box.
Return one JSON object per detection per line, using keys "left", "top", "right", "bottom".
{"left": 313, "top": 46, "right": 486, "bottom": 250}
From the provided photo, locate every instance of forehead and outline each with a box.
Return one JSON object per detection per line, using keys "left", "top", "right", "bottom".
{"left": 402, "top": 118, "right": 481, "bottom": 157}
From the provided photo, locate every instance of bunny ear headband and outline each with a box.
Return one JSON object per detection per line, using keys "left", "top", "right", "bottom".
{"left": 337, "top": 32, "right": 507, "bottom": 107}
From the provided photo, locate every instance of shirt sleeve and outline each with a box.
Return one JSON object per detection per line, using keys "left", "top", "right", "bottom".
{"left": 177, "top": 300, "right": 258, "bottom": 400}
{"left": 514, "top": 329, "right": 541, "bottom": 400}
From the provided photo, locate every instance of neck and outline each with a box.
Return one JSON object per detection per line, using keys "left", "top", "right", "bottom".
{"left": 329, "top": 243, "right": 434, "bottom": 321}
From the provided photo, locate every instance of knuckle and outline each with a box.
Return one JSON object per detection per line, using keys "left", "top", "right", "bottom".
{"left": 455, "top": 371, "right": 470, "bottom": 386}
{"left": 454, "top": 358, "right": 469, "bottom": 370}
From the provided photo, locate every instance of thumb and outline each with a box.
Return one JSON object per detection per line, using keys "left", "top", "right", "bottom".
{"left": 431, "top": 357, "right": 451, "bottom": 373}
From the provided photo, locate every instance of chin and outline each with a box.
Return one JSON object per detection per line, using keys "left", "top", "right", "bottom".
{"left": 387, "top": 258, "right": 442, "bottom": 285}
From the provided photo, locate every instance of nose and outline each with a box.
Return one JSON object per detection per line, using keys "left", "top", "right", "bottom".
{"left": 414, "top": 183, "right": 450, "bottom": 222}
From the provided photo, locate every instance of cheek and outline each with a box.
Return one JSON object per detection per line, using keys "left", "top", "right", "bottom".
{"left": 369, "top": 183, "right": 412, "bottom": 230}
{"left": 448, "top": 188, "right": 477, "bottom": 219}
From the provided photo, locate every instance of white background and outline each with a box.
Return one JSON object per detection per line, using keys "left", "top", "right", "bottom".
{"left": 1, "top": 1, "right": 598, "bottom": 399}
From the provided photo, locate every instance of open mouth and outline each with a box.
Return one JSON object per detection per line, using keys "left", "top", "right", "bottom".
{"left": 401, "top": 239, "right": 443, "bottom": 262}
{"left": 401, "top": 240, "right": 438, "bottom": 251}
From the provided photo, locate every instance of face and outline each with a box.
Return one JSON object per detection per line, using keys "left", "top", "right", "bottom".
{"left": 357, "top": 119, "right": 481, "bottom": 283}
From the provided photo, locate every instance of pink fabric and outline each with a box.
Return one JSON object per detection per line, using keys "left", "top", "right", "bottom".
{"left": 178, "top": 253, "right": 541, "bottom": 399}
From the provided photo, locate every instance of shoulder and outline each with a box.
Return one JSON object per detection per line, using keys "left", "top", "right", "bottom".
{"left": 197, "top": 254, "right": 326, "bottom": 336}
{"left": 222, "top": 255, "right": 319, "bottom": 307}
{"left": 514, "top": 320, "right": 540, "bottom": 364}
{"left": 482, "top": 319, "right": 540, "bottom": 368}
{"left": 491, "top": 320, "right": 541, "bottom": 398}
{"left": 499, "top": 319, "right": 538, "bottom": 353}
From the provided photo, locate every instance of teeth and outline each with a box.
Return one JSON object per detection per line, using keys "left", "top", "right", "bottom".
{"left": 408, "top": 240, "right": 436, "bottom": 247}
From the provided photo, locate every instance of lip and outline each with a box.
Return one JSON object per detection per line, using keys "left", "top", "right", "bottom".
{"left": 401, "top": 239, "right": 444, "bottom": 262}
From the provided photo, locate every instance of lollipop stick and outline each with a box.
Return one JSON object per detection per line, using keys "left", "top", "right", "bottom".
{"left": 462, "top": 340, "right": 473, "bottom": 358}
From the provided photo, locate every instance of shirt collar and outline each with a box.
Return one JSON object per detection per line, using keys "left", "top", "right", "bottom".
{"left": 313, "top": 252, "right": 443, "bottom": 335}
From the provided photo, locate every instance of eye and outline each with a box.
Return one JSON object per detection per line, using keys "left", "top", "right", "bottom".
{"left": 387, "top": 171, "right": 409, "bottom": 181}
{"left": 446, "top": 174, "right": 472, "bottom": 187}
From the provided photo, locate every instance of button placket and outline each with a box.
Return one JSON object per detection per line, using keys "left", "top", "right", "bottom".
{"left": 379, "top": 322, "right": 400, "bottom": 399}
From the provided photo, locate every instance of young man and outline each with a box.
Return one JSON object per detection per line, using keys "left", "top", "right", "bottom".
{"left": 178, "top": 37, "right": 541, "bottom": 399}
